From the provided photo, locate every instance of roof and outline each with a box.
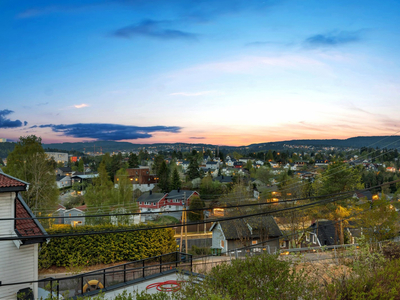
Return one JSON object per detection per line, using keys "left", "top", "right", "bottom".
{"left": 246, "top": 216, "right": 283, "bottom": 238}
{"left": 213, "top": 176, "right": 233, "bottom": 183}
{"left": 72, "top": 174, "right": 99, "bottom": 179}
{"left": 74, "top": 204, "right": 87, "bottom": 211}
{"left": 137, "top": 192, "right": 166, "bottom": 203}
{"left": 166, "top": 190, "right": 197, "bottom": 200}
{"left": 217, "top": 219, "right": 251, "bottom": 240}
{"left": 206, "top": 161, "right": 218, "bottom": 165}
{"left": 354, "top": 191, "right": 373, "bottom": 201}
{"left": 15, "top": 194, "right": 48, "bottom": 244}
{"left": 0, "top": 172, "right": 28, "bottom": 192}
{"left": 58, "top": 167, "right": 72, "bottom": 172}
{"left": 212, "top": 216, "right": 283, "bottom": 240}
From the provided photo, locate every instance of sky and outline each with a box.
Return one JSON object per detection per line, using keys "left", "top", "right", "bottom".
{"left": 1, "top": 0, "right": 400, "bottom": 146}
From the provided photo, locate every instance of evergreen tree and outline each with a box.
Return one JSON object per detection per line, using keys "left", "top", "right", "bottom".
{"left": 187, "top": 158, "right": 200, "bottom": 180}
{"left": 4, "top": 135, "right": 59, "bottom": 212}
{"left": 128, "top": 152, "right": 139, "bottom": 168}
{"left": 171, "top": 167, "right": 181, "bottom": 190}
{"left": 158, "top": 160, "right": 170, "bottom": 193}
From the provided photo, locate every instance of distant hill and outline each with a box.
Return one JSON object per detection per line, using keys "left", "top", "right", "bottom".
{"left": 245, "top": 136, "right": 400, "bottom": 151}
{"left": 1, "top": 136, "right": 400, "bottom": 157}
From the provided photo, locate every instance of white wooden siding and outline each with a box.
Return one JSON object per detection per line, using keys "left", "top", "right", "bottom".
{"left": 0, "top": 192, "right": 38, "bottom": 299}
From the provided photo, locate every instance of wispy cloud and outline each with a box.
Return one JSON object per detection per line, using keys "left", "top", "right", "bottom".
{"left": 31, "top": 123, "right": 182, "bottom": 140}
{"left": 111, "top": 19, "right": 197, "bottom": 40}
{"left": 170, "top": 91, "right": 217, "bottom": 96}
{"left": 189, "top": 136, "right": 205, "bottom": 139}
{"left": 304, "top": 30, "right": 362, "bottom": 48}
{"left": 73, "top": 104, "right": 89, "bottom": 109}
{"left": 0, "top": 109, "right": 28, "bottom": 128}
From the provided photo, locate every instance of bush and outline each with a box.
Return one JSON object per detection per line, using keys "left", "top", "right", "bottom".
{"left": 39, "top": 224, "right": 176, "bottom": 268}
{"left": 177, "top": 253, "right": 317, "bottom": 300}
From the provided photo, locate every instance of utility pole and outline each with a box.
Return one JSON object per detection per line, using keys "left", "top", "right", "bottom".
{"left": 184, "top": 192, "right": 188, "bottom": 254}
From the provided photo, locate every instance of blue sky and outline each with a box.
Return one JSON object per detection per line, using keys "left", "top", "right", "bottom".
{"left": 1, "top": 0, "right": 400, "bottom": 145}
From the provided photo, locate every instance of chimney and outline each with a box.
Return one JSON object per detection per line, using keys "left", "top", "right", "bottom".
{"left": 149, "top": 190, "right": 152, "bottom": 195}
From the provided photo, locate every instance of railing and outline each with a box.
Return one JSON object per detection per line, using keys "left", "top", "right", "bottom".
{"left": 38, "top": 252, "right": 192, "bottom": 299}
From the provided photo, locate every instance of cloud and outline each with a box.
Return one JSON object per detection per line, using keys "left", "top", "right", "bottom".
{"left": 37, "top": 102, "right": 49, "bottom": 106}
{"left": 189, "top": 137, "right": 205, "bottom": 139}
{"left": 74, "top": 104, "right": 89, "bottom": 109}
{"left": 33, "top": 123, "right": 182, "bottom": 140}
{"left": 0, "top": 109, "right": 28, "bottom": 128}
{"left": 304, "top": 31, "right": 361, "bottom": 48}
{"left": 170, "top": 91, "right": 216, "bottom": 96}
{"left": 112, "top": 19, "right": 197, "bottom": 40}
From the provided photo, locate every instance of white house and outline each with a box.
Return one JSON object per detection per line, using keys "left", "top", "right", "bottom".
{"left": 0, "top": 172, "right": 48, "bottom": 299}
{"left": 56, "top": 175, "right": 72, "bottom": 189}
{"left": 206, "top": 161, "right": 219, "bottom": 170}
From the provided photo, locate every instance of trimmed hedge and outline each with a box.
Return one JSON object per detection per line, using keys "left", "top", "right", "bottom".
{"left": 39, "top": 224, "right": 176, "bottom": 269}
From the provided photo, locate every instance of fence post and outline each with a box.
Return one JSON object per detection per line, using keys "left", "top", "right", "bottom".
{"left": 142, "top": 260, "right": 145, "bottom": 278}
{"left": 56, "top": 280, "right": 59, "bottom": 300}
{"left": 175, "top": 252, "right": 178, "bottom": 268}
{"left": 190, "top": 255, "right": 193, "bottom": 272}
{"left": 124, "top": 264, "right": 126, "bottom": 283}
{"left": 103, "top": 269, "right": 106, "bottom": 288}
{"left": 160, "top": 255, "right": 162, "bottom": 273}
{"left": 81, "top": 276, "right": 84, "bottom": 295}
{"left": 50, "top": 279, "right": 53, "bottom": 300}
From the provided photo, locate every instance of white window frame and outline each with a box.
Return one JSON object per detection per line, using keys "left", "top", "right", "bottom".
{"left": 312, "top": 234, "right": 316, "bottom": 244}
{"left": 306, "top": 233, "right": 310, "bottom": 242}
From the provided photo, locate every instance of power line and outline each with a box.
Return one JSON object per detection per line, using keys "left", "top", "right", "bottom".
{"left": 4, "top": 179, "right": 397, "bottom": 222}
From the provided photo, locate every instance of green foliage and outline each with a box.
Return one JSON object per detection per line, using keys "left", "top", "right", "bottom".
{"left": 171, "top": 167, "right": 182, "bottom": 190}
{"left": 39, "top": 224, "right": 176, "bottom": 268}
{"left": 128, "top": 152, "right": 139, "bottom": 168}
{"left": 84, "top": 162, "right": 113, "bottom": 210}
{"left": 179, "top": 253, "right": 316, "bottom": 300}
{"left": 187, "top": 158, "right": 200, "bottom": 180}
{"left": 200, "top": 176, "right": 222, "bottom": 197}
{"left": 188, "top": 196, "right": 205, "bottom": 221}
{"left": 158, "top": 160, "right": 170, "bottom": 193}
{"left": 3, "top": 135, "right": 58, "bottom": 212}
{"left": 114, "top": 168, "right": 134, "bottom": 206}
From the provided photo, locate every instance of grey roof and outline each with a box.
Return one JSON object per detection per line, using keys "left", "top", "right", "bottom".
{"left": 213, "top": 176, "right": 233, "bottom": 183}
{"left": 206, "top": 161, "right": 218, "bottom": 165}
{"left": 137, "top": 192, "right": 166, "bottom": 203}
{"left": 58, "top": 167, "right": 72, "bottom": 172}
{"left": 72, "top": 174, "right": 99, "bottom": 179}
{"left": 355, "top": 191, "right": 373, "bottom": 201}
{"left": 213, "top": 216, "right": 282, "bottom": 240}
{"left": 166, "top": 190, "right": 197, "bottom": 199}
{"left": 246, "top": 216, "right": 283, "bottom": 238}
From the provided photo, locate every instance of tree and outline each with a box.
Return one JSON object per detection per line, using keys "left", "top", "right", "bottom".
{"left": 84, "top": 162, "right": 113, "bottom": 210}
{"left": 188, "top": 196, "right": 205, "bottom": 222}
{"left": 4, "top": 135, "right": 59, "bottom": 212}
{"left": 313, "top": 161, "right": 364, "bottom": 244}
{"left": 128, "top": 152, "right": 139, "bottom": 168}
{"left": 187, "top": 158, "right": 200, "bottom": 180}
{"left": 78, "top": 159, "right": 84, "bottom": 172}
{"left": 114, "top": 168, "right": 134, "bottom": 206}
{"left": 157, "top": 161, "right": 170, "bottom": 193}
{"left": 171, "top": 167, "right": 181, "bottom": 190}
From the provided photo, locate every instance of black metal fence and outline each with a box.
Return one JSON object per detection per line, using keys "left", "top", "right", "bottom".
{"left": 38, "top": 252, "right": 192, "bottom": 299}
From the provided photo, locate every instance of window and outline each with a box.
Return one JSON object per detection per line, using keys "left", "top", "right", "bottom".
{"left": 306, "top": 233, "right": 310, "bottom": 242}
{"left": 312, "top": 234, "right": 316, "bottom": 244}
{"left": 252, "top": 240, "right": 258, "bottom": 245}
{"left": 280, "top": 241, "right": 286, "bottom": 248}
{"left": 221, "top": 240, "right": 224, "bottom": 248}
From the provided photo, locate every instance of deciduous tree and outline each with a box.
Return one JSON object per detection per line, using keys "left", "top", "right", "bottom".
{"left": 4, "top": 135, "right": 58, "bottom": 212}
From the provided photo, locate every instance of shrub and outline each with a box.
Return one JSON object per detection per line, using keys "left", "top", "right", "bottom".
{"left": 39, "top": 224, "right": 176, "bottom": 268}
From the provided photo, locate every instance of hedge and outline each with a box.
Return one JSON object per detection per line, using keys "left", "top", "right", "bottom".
{"left": 39, "top": 224, "right": 176, "bottom": 269}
